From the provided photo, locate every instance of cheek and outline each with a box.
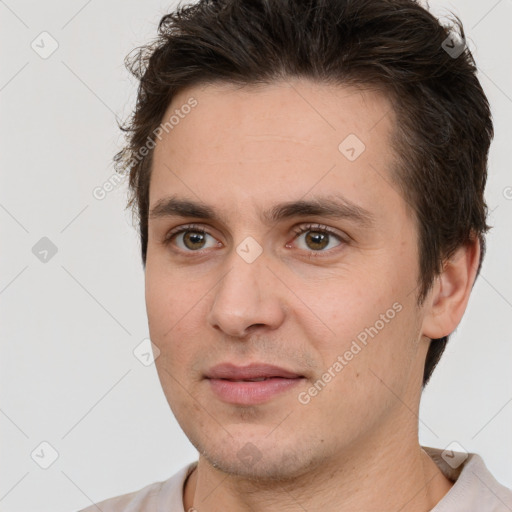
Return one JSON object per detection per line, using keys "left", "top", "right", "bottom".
{"left": 296, "top": 272, "right": 387, "bottom": 345}
{"left": 145, "top": 263, "right": 205, "bottom": 353}
{"left": 299, "top": 298, "right": 420, "bottom": 434}
{"left": 300, "top": 265, "right": 417, "bottom": 375}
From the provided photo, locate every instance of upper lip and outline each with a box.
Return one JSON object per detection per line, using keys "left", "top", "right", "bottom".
{"left": 206, "top": 363, "right": 303, "bottom": 380}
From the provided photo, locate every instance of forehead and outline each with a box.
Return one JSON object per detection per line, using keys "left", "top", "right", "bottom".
{"left": 156, "top": 79, "right": 394, "bottom": 153}
{"left": 149, "top": 79, "right": 404, "bottom": 221}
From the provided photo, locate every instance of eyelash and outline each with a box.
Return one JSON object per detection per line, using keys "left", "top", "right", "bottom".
{"left": 163, "top": 223, "right": 209, "bottom": 246}
{"left": 163, "top": 223, "right": 346, "bottom": 255}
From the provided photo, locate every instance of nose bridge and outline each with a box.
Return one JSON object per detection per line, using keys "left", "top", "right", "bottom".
{"left": 207, "top": 246, "right": 284, "bottom": 337}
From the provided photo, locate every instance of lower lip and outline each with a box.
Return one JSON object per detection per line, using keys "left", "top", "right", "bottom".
{"left": 208, "top": 377, "right": 303, "bottom": 405}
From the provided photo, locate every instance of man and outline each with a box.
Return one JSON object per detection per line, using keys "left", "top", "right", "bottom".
{"left": 80, "top": 0, "right": 512, "bottom": 510}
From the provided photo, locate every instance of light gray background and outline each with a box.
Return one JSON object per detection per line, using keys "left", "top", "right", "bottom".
{"left": 0, "top": 1, "right": 511, "bottom": 511}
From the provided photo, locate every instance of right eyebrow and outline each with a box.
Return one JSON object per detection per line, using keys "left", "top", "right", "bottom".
{"left": 149, "top": 197, "right": 215, "bottom": 221}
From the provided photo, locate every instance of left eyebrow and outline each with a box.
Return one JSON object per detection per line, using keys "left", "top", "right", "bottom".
{"left": 148, "top": 194, "right": 375, "bottom": 228}
{"left": 262, "top": 196, "right": 376, "bottom": 228}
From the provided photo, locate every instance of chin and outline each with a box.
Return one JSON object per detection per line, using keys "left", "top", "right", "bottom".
{"left": 204, "top": 451, "right": 310, "bottom": 481}
{"left": 191, "top": 427, "right": 325, "bottom": 482}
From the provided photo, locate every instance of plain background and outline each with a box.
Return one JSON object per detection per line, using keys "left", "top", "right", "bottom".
{"left": 0, "top": 0, "right": 511, "bottom": 510}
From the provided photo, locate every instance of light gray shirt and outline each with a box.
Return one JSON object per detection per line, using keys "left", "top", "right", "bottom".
{"left": 78, "top": 447, "right": 512, "bottom": 511}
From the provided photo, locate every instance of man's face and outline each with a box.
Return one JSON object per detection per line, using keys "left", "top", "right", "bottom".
{"left": 145, "top": 79, "right": 430, "bottom": 479}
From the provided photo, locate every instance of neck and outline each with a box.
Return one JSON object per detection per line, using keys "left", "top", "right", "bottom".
{"left": 183, "top": 424, "right": 453, "bottom": 512}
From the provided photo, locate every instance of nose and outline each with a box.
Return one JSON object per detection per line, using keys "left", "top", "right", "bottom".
{"left": 207, "top": 247, "right": 286, "bottom": 338}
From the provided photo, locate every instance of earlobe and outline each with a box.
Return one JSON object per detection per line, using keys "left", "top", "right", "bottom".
{"left": 422, "top": 237, "right": 481, "bottom": 340}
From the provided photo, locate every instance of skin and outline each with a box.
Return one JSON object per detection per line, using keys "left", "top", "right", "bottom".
{"left": 145, "top": 78, "right": 480, "bottom": 511}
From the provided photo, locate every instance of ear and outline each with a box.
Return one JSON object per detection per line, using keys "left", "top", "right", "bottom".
{"left": 422, "top": 236, "right": 481, "bottom": 340}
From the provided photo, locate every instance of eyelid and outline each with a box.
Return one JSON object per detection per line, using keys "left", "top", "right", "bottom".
{"left": 288, "top": 223, "right": 347, "bottom": 251}
{"left": 290, "top": 223, "right": 347, "bottom": 242}
{"left": 291, "top": 223, "right": 344, "bottom": 237}
{"left": 163, "top": 223, "right": 222, "bottom": 252}
{"left": 164, "top": 223, "right": 209, "bottom": 242}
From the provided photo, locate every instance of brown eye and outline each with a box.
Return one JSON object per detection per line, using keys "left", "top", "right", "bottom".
{"left": 305, "top": 231, "right": 330, "bottom": 250}
{"left": 182, "top": 231, "right": 207, "bottom": 250}
{"left": 167, "top": 227, "right": 220, "bottom": 252}
{"left": 292, "top": 225, "right": 343, "bottom": 252}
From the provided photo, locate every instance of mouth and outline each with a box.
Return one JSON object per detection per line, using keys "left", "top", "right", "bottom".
{"left": 223, "top": 377, "right": 278, "bottom": 382}
{"left": 205, "top": 363, "right": 305, "bottom": 405}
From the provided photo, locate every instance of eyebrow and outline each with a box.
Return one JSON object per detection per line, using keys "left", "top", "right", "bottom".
{"left": 149, "top": 195, "right": 375, "bottom": 228}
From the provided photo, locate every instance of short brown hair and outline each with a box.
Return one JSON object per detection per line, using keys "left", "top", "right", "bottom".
{"left": 115, "top": 0, "right": 493, "bottom": 386}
